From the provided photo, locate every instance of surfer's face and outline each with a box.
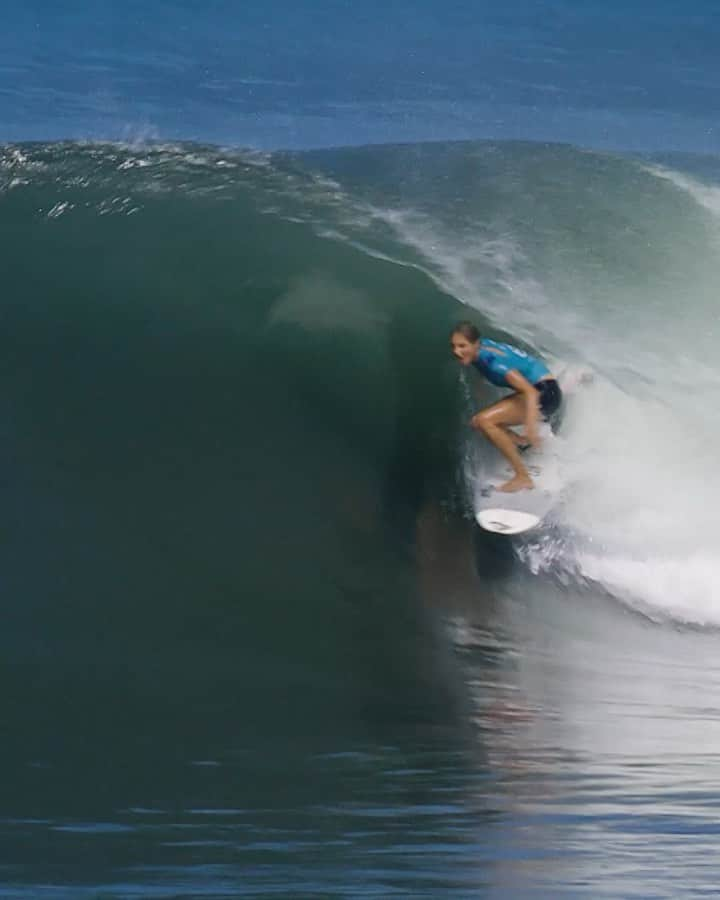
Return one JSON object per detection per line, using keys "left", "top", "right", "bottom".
{"left": 451, "top": 333, "right": 479, "bottom": 366}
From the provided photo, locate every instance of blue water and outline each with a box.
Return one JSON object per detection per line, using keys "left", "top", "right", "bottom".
{"left": 4, "top": 5, "right": 720, "bottom": 899}
{"left": 3, "top": 0, "right": 720, "bottom": 151}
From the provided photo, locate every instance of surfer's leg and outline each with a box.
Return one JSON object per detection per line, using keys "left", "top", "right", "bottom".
{"left": 500, "top": 425, "right": 529, "bottom": 449}
{"left": 472, "top": 395, "right": 533, "bottom": 492}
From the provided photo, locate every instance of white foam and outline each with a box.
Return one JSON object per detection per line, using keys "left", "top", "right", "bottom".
{"left": 361, "top": 205, "right": 578, "bottom": 352}
{"left": 576, "top": 551, "right": 720, "bottom": 626}
{"left": 362, "top": 175, "right": 720, "bottom": 626}
{"left": 645, "top": 164, "right": 720, "bottom": 218}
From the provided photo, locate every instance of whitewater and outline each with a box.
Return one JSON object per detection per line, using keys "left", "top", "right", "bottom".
{"left": 297, "top": 142, "right": 720, "bottom": 626}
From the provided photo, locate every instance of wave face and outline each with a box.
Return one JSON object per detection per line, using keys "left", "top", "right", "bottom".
{"left": 1, "top": 142, "right": 462, "bottom": 618}
{"left": 5, "top": 139, "right": 720, "bottom": 896}
{"left": 3, "top": 139, "right": 720, "bottom": 638}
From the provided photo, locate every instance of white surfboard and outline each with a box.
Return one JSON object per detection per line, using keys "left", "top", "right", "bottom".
{"left": 476, "top": 507, "right": 541, "bottom": 535}
{"left": 473, "top": 427, "right": 564, "bottom": 535}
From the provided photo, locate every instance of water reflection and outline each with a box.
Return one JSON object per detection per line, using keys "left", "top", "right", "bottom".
{"left": 1, "top": 504, "right": 719, "bottom": 897}
{"left": 419, "top": 505, "right": 720, "bottom": 896}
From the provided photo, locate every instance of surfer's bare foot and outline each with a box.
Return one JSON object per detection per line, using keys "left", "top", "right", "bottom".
{"left": 498, "top": 475, "right": 534, "bottom": 493}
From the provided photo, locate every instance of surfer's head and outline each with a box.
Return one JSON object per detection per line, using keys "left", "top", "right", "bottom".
{"left": 450, "top": 321, "right": 481, "bottom": 365}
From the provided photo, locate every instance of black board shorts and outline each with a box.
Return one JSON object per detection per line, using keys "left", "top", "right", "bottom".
{"left": 534, "top": 378, "right": 562, "bottom": 426}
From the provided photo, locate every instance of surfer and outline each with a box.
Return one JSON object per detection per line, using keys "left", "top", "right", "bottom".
{"left": 450, "top": 321, "right": 562, "bottom": 492}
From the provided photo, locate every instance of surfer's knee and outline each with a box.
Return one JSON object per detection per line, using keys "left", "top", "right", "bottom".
{"left": 472, "top": 411, "right": 494, "bottom": 435}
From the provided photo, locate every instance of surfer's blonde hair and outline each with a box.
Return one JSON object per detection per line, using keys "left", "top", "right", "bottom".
{"left": 451, "top": 321, "right": 480, "bottom": 342}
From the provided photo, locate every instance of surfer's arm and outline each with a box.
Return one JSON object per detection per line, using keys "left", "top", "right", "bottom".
{"left": 505, "top": 369, "right": 541, "bottom": 445}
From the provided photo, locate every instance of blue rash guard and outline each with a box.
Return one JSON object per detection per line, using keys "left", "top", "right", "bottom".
{"left": 472, "top": 339, "right": 550, "bottom": 388}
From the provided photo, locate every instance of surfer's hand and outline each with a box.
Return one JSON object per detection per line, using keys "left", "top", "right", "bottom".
{"left": 525, "top": 426, "right": 541, "bottom": 448}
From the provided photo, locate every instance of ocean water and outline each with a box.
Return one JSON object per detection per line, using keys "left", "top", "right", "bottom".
{"left": 3, "top": 5, "right": 720, "bottom": 899}
{"left": 3, "top": 1, "right": 720, "bottom": 151}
